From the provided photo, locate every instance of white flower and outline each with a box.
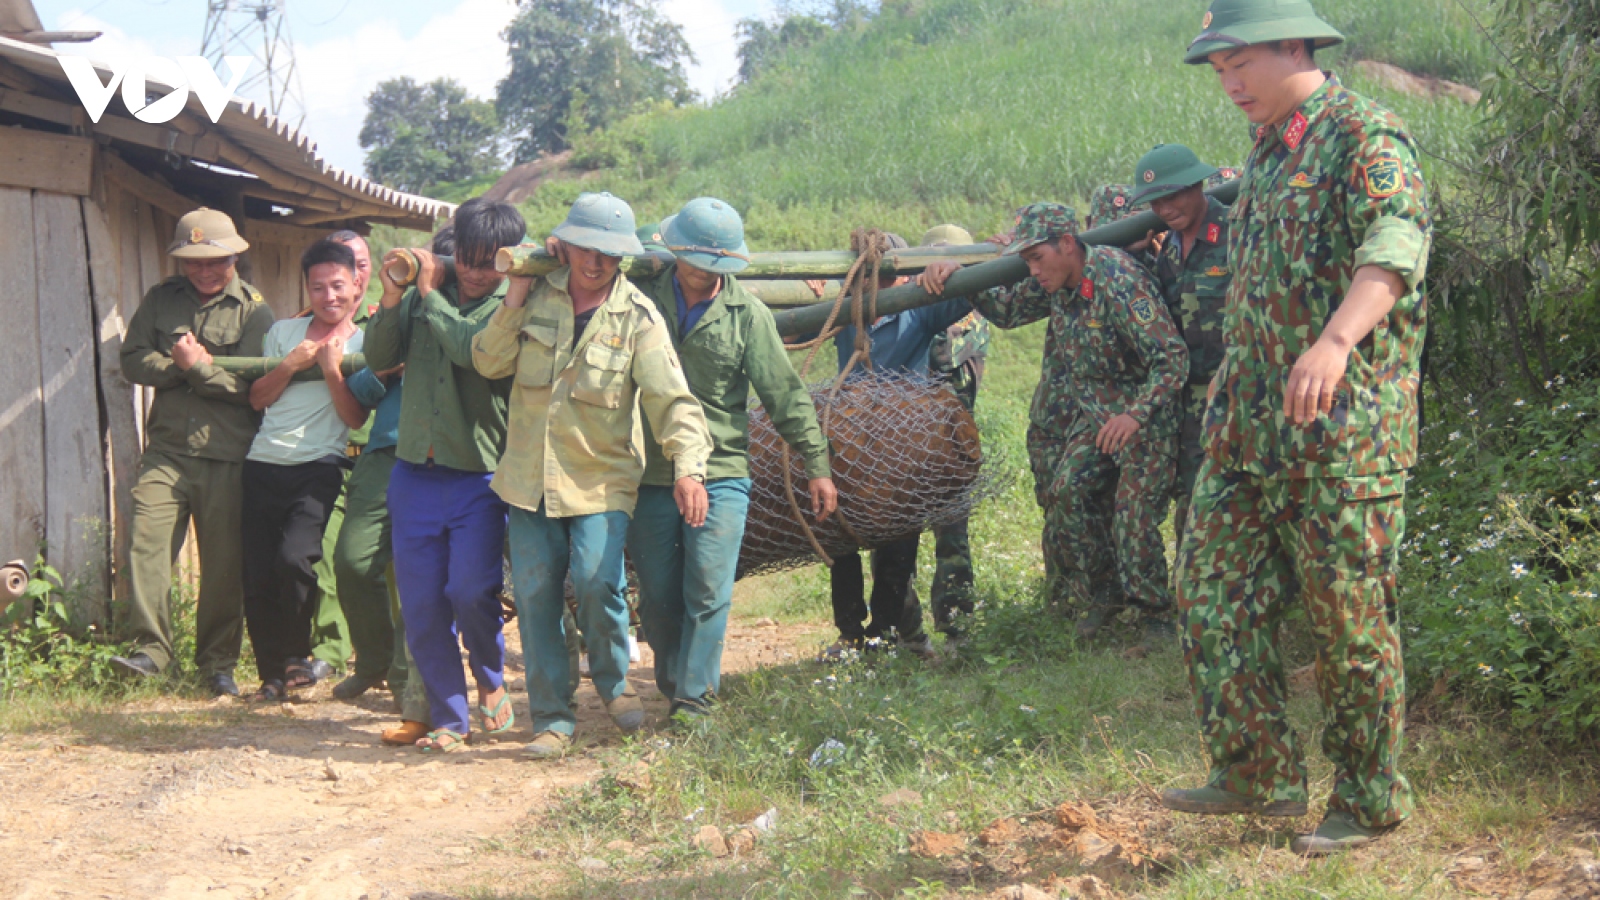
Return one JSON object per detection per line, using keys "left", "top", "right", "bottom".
{"left": 1448, "top": 431, "right": 1462, "bottom": 441}
{"left": 1514, "top": 398, "right": 1526, "bottom": 407}
{"left": 1509, "top": 613, "right": 1527, "bottom": 626}
{"left": 1019, "top": 705, "right": 1036, "bottom": 714}
{"left": 1478, "top": 663, "right": 1494, "bottom": 676}
{"left": 1511, "top": 562, "right": 1528, "bottom": 579}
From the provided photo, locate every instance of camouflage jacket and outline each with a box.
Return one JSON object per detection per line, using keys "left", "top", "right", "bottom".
{"left": 975, "top": 245, "right": 1189, "bottom": 438}
{"left": 928, "top": 310, "right": 991, "bottom": 392}
{"left": 1205, "top": 73, "right": 1431, "bottom": 478}
{"left": 471, "top": 268, "right": 712, "bottom": 517}
{"left": 120, "top": 274, "right": 274, "bottom": 462}
{"left": 1153, "top": 196, "right": 1231, "bottom": 387}
{"left": 1085, "top": 184, "right": 1139, "bottom": 229}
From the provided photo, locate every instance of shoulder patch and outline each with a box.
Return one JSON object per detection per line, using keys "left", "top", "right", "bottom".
{"left": 1079, "top": 279, "right": 1094, "bottom": 300}
{"left": 1130, "top": 297, "right": 1157, "bottom": 325}
{"left": 1364, "top": 156, "right": 1404, "bottom": 199}
{"left": 1283, "top": 111, "right": 1308, "bottom": 150}
{"left": 246, "top": 287, "right": 264, "bottom": 304}
{"left": 1205, "top": 223, "right": 1221, "bottom": 244}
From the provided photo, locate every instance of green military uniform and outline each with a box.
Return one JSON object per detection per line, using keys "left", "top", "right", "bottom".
{"left": 1084, "top": 184, "right": 1139, "bottom": 229}
{"left": 1131, "top": 145, "right": 1235, "bottom": 552}
{"left": 975, "top": 204, "right": 1188, "bottom": 628}
{"left": 307, "top": 299, "right": 380, "bottom": 673}
{"left": 1175, "top": 2, "right": 1431, "bottom": 833}
{"left": 121, "top": 271, "right": 274, "bottom": 674}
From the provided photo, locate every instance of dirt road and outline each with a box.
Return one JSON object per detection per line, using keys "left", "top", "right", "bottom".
{"left": 0, "top": 617, "right": 822, "bottom": 899}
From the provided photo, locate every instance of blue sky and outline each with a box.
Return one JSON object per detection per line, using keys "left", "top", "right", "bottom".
{"left": 35, "top": 0, "right": 773, "bottom": 179}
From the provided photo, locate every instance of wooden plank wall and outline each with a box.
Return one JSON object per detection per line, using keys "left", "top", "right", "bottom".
{"left": 33, "top": 192, "right": 109, "bottom": 602}
{"left": 0, "top": 188, "right": 47, "bottom": 570}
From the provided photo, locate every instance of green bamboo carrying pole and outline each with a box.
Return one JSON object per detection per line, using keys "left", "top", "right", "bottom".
{"left": 769, "top": 181, "right": 1239, "bottom": 337}
{"left": 210, "top": 355, "right": 368, "bottom": 382}
{"left": 492, "top": 243, "right": 1003, "bottom": 280}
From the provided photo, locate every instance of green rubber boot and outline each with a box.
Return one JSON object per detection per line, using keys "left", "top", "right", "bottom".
{"left": 1160, "top": 785, "right": 1308, "bottom": 818}
{"left": 1291, "top": 810, "right": 1397, "bottom": 856}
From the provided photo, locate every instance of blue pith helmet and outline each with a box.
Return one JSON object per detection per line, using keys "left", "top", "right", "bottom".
{"left": 552, "top": 192, "right": 645, "bottom": 257}
{"left": 659, "top": 197, "right": 751, "bottom": 274}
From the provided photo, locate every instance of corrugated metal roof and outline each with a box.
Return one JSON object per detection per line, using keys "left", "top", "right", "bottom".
{"left": 0, "top": 34, "right": 454, "bottom": 225}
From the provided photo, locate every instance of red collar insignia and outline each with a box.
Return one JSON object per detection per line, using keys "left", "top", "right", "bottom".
{"left": 1282, "top": 111, "right": 1308, "bottom": 150}
{"left": 1205, "top": 223, "right": 1221, "bottom": 244}
{"left": 1079, "top": 279, "right": 1094, "bottom": 300}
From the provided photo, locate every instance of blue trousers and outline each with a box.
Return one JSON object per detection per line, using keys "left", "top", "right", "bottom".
{"left": 629, "top": 479, "right": 750, "bottom": 706}
{"left": 389, "top": 461, "right": 507, "bottom": 735}
{"left": 508, "top": 503, "right": 631, "bottom": 736}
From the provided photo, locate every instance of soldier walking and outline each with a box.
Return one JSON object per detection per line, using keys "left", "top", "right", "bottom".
{"left": 1163, "top": 0, "right": 1432, "bottom": 855}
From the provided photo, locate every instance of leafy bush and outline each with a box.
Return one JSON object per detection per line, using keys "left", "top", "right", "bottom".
{"left": 0, "top": 559, "right": 126, "bottom": 695}
{"left": 1402, "top": 362, "right": 1600, "bottom": 740}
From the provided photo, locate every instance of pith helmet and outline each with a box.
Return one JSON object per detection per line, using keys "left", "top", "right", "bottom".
{"left": 553, "top": 192, "right": 645, "bottom": 257}
{"left": 660, "top": 197, "right": 751, "bottom": 274}
{"left": 635, "top": 222, "right": 669, "bottom": 253}
{"left": 1003, "top": 203, "right": 1078, "bottom": 256}
{"left": 921, "top": 224, "right": 973, "bottom": 247}
{"left": 1131, "top": 144, "right": 1221, "bottom": 205}
{"left": 1184, "top": 0, "right": 1344, "bottom": 65}
{"left": 168, "top": 207, "right": 248, "bottom": 258}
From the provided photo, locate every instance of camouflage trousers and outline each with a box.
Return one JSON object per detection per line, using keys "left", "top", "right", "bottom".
{"left": 1169, "top": 383, "right": 1209, "bottom": 555}
{"left": 1176, "top": 457, "right": 1414, "bottom": 828}
{"left": 1043, "top": 419, "right": 1175, "bottom": 617}
{"left": 1026, "top": 423, "right": 1074, "bottom": 604}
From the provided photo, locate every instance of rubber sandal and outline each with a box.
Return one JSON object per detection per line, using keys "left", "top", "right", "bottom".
{"left": 417, "top": 728, "right": 467, "bottom": 754}
{"left": 478, "top": 691, "right": 515, "bottom": 734}
{"left": 284, "top": 659, "right": 317, "bottom": 690}
{"left": 250, "top": 679, "right": 287, "bottom": 703}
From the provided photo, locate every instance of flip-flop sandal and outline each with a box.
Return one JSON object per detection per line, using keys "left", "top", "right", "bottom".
{"left": 478, "top": 692, "right": 515, "bottom": 735}
{"left": 417, "top": 728, "right": 467, "bottom": 754}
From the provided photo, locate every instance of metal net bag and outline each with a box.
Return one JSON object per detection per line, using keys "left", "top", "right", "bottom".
{"left": 738, "top": 369, "right": 997, "bottom": 579}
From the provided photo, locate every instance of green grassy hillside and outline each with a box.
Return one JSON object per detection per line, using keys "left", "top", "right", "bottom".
{"left": 506, "top": 0, "right": 1491, "bottom": 247}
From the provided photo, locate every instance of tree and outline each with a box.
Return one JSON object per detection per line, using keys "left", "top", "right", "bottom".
{"left": 359, "top": 77, "right": 502, "bottom": 194}
{"left": 496, "top": 0, "right": 695, "bottom": 162}
{"left": 734, "top": 14, "right": 829, "bottom": 84}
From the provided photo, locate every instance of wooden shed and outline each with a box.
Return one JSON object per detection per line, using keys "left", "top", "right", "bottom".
{"left": 0, "top": 25, "right": 450, "bottom": 620}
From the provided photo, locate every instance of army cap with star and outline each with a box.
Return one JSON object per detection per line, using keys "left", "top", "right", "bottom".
{"left": 1131, "top": 144, "right": 1221, "bottom": 205}
{"left": 168, "top": 207, "right": 249, "bottom": 259}
{"left": 1002, "top": 202, "right": 1079, "bottom": 256}
{"left": 1185, "top": 0, "right": 1344, "bottom": 65}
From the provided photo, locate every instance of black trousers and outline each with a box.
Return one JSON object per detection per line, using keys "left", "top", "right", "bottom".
{"left": 830, "top": 534, "right": 925, "bottom": 644}
{"left": 241, "top": 459, "right": 346, "bottom": 682}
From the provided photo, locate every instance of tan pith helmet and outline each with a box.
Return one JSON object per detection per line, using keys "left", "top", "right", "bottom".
{"left": 168, "top": 207, "right": 249, "bottom": 259}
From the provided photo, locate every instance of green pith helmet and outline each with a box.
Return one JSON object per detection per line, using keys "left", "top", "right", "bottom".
{"left": 921, "top": 224, "right": 973, "bottom": 247}
{"left": 1003, "top": 202, "right": 1079, "bottom": 256}
{"left": 636, "top": 222, "right": 669, "bottom": 253}
{"left": 553, "top": 192, "right": 645, "bottom": 257}
{"left": 1131, "top": 144, "right": 1221, "bottom": 206}
{"left": 169, "top": 207, "right": 249, "bottom": 258}
{"left": 660, "top": 197, "right": 751, "bottom": 274}
{"left": 1184, "top": 0, "right": 1344, "bottom": 65}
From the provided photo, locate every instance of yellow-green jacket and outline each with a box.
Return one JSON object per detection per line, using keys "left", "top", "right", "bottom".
{"left": 471, "top": 269, "right": 712, "bottom": 518}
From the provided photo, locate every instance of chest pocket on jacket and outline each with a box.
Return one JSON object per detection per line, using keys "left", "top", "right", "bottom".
{"left": 1183, "top": 275, "right": 1229, "bottom": 383}
{"left": 571, "top": 342, "right": 631, "bottom": 409}
{"left": 197, "top": 311, "right": 244, "bottom": 351}
{"left": 517, "top": 321, "right": 560, "bottom": 387}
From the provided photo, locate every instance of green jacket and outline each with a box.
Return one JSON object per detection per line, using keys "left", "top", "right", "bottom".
{"left": 120, "top": 274, "right": 274, "bottom": 462}
{"left": 364, "top": 281, "right": 511, "bottom": 473}
{"left": 635, "top": 268, "right": 830, "bottom": 485}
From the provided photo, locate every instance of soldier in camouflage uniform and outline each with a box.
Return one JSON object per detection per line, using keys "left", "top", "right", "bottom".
{"left": 921, "top": 225, "right": 989, "bottom": 637}
{"left": 920, "top": 205, "right": 1188, "bottom": 644}
{"left": 1163, "top": 0, "right": 1431, "bottom": 856}
{"left": 1129, "top": 144, "right": 1232, "bottom": 556}
{"left": 1085, "top": 184, "right": 1157, "bottom": 269}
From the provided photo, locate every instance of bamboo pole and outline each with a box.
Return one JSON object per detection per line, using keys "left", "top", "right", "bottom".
{"left": 492, "top": 243, "right": 1004, "bottom": 280}
{"left": 383, "top": 250, "right": 458, "bottom": 286}
{"left": 743, "top": 280, "right": 841, "bottom": 307}
{"left": 210, "top": 355, "right": 368, "bottom": 382}
{"left": 770, "top": 180, "right": 1240, "bottom": 337}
